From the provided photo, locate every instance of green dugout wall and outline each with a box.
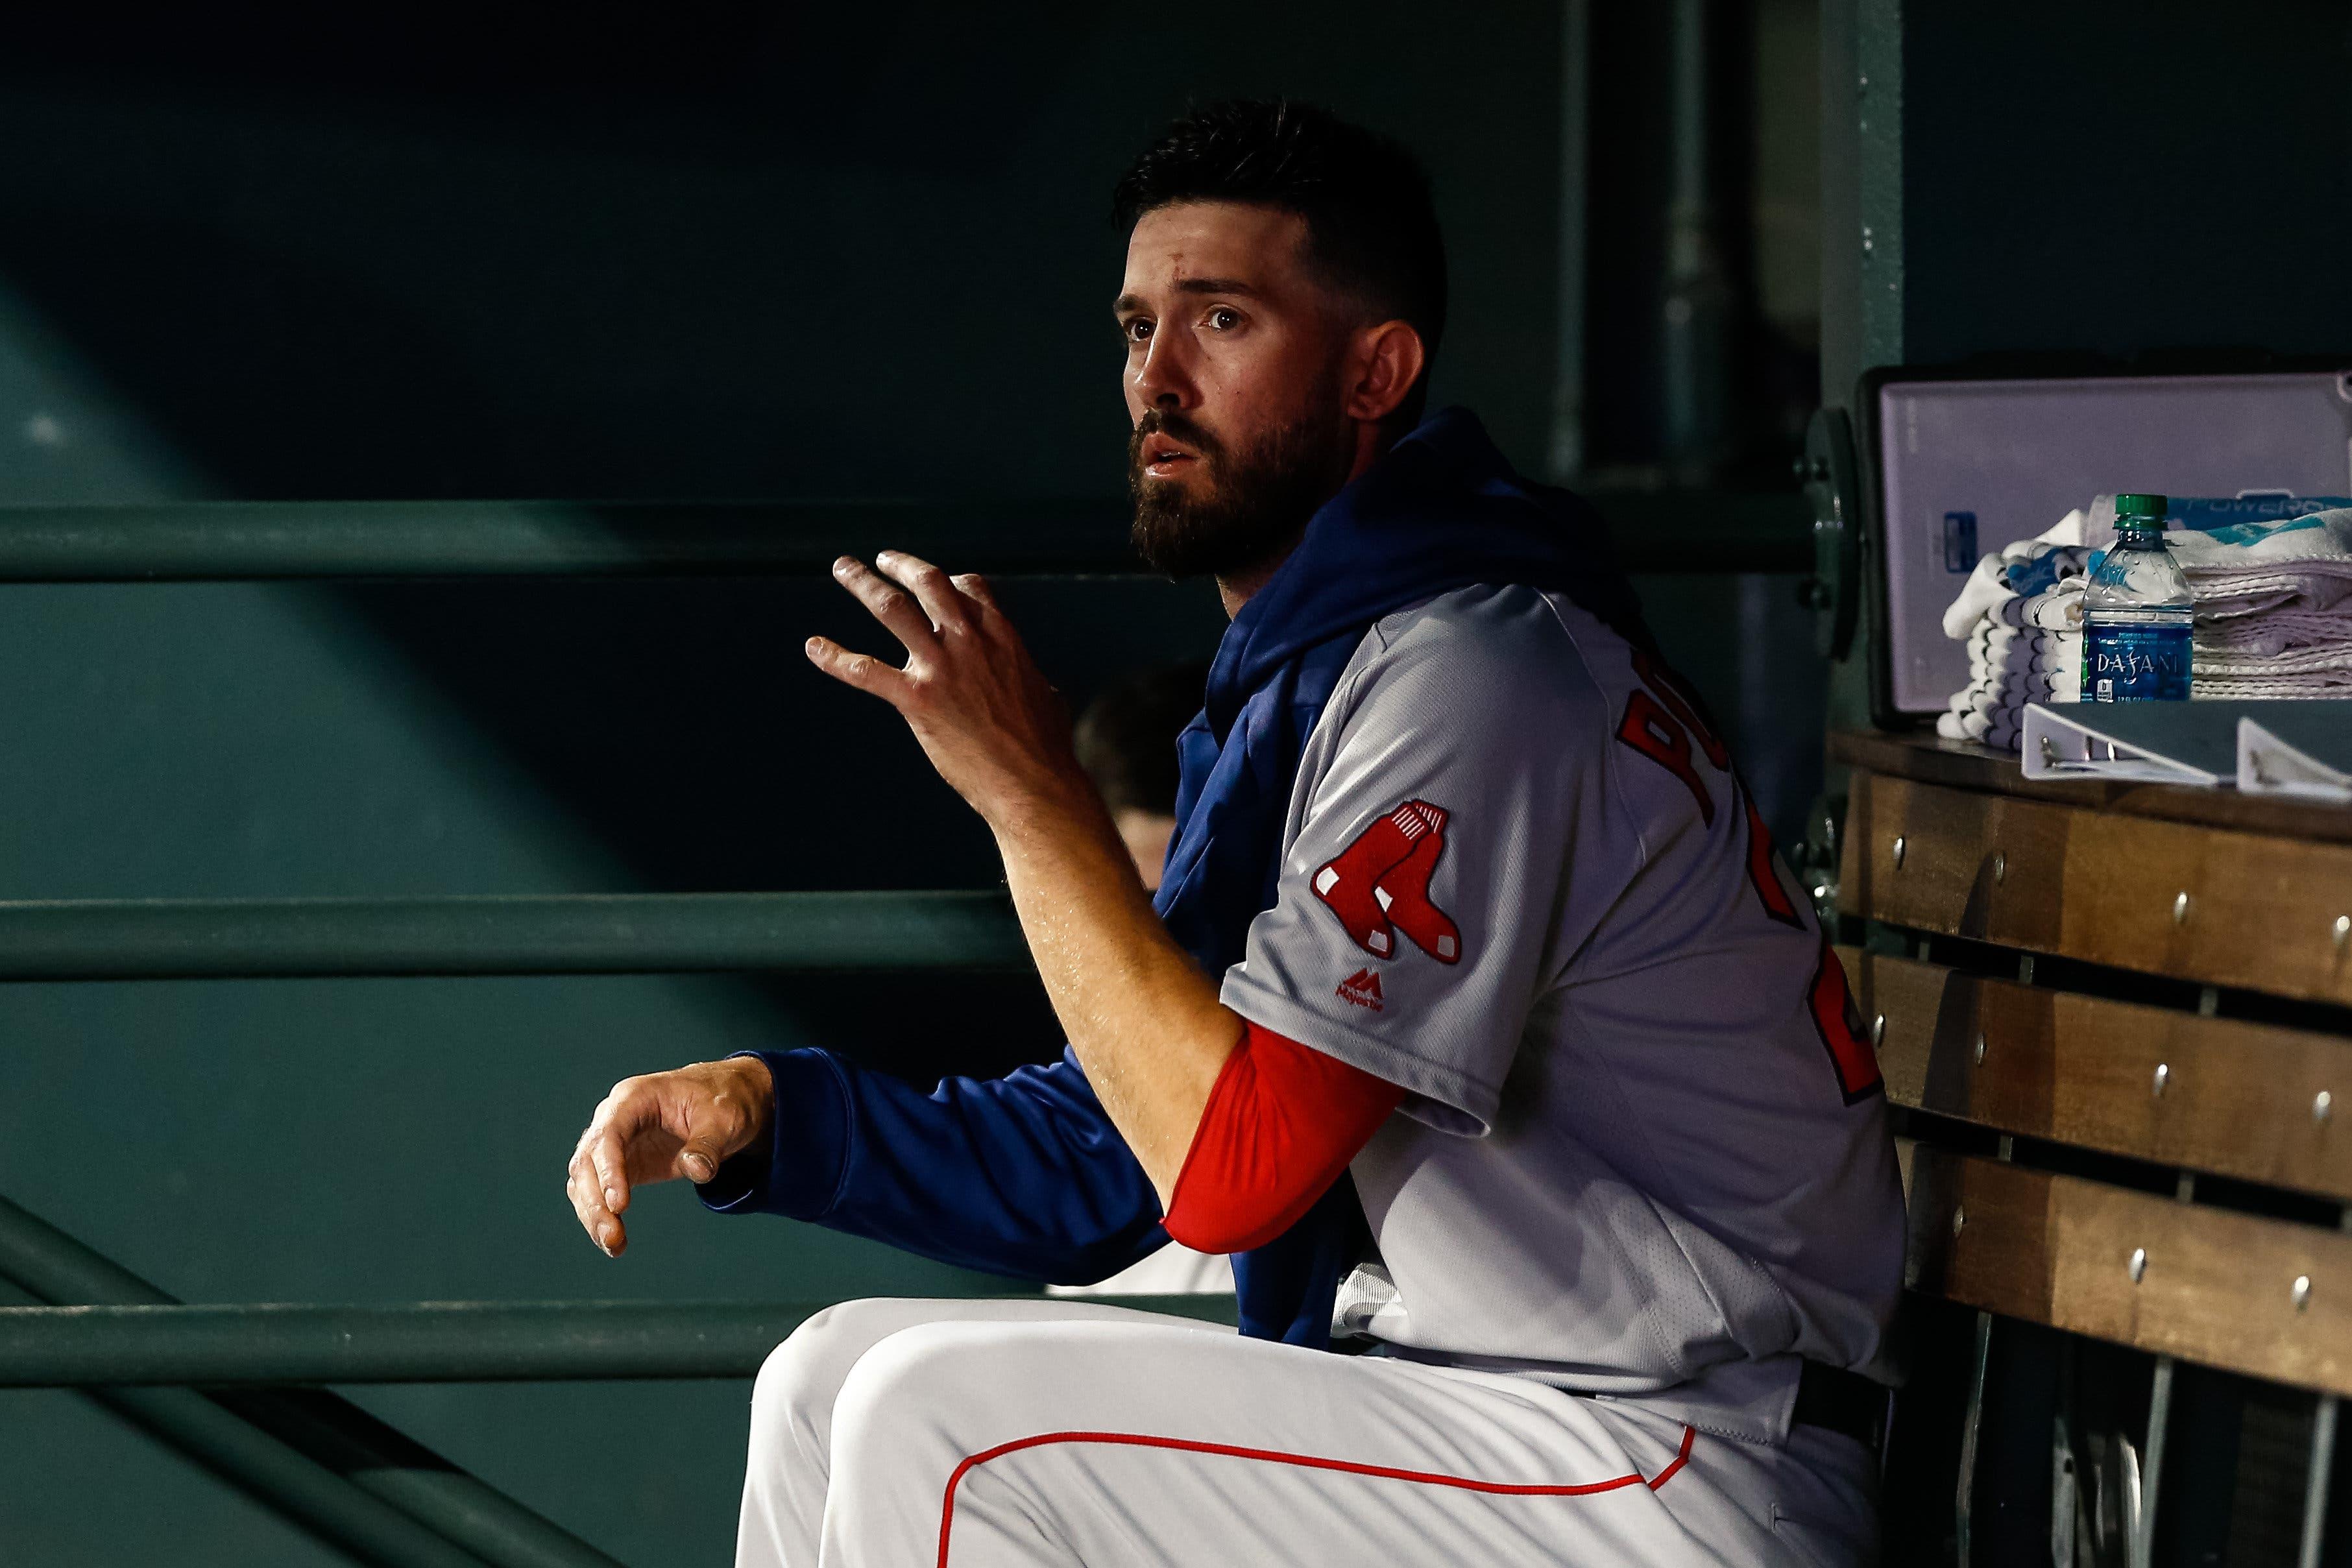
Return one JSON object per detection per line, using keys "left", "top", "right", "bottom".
{"left": 0, "top": 0, "right": 2095, "bottom": 1560}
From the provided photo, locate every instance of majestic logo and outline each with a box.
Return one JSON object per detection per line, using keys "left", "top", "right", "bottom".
{"left": 1335, "top": 968, "right": 1385, "bottom": 1011}
{"left": 1311, "top": 799, "right": 1461, "bottom": 964}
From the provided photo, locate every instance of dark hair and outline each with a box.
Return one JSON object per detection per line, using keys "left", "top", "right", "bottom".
{"left": 1074, "top": 662, "right": 1209, "bottom": 817}
{"left": 1113, "top": 99, "right": 1447, "bottom": 426}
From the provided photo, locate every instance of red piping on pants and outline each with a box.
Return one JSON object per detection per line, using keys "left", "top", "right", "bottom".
{"left": 935, "top": 1422, "right": 1697, "bottom": 1565}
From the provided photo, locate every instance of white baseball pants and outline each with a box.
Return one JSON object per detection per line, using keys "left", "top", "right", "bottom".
{"left": 734, "top": 1297, "right": 1877, "bottom": 1567}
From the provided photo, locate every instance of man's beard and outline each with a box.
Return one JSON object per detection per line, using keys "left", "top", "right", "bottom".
{"left": 1127, "top": 405, "right": 1355, "bottom": 579}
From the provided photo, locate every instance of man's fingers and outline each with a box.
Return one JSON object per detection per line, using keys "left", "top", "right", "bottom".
{"left": 565, "top": 1148, "right": 624, "bottom": 1257}
{"left": 669, "top": 1077, "right": 746, "bottom": 1184}
{"left": 569, "top": 1181, "right": 619, "bottom": 1255}
{"left": 874, "top": 551, "right": 971, "bottom": 635}
{"left": 564, "top": 1152, "right": 597, "bottom": 1229}
{"left": 805, "top": 635, "right": 914, "bottom": 705}
{"left": 948, "top": 572, "right": 1000, "bottom": 614}
{"left": 832, "top": 556, "right": 941, "bottom": 655}
{"left": 584, "top": 1113, "right": 633, "bottom": 1216}
{"left": 676, "top": 1137, "right": 724, "bottom": 1184}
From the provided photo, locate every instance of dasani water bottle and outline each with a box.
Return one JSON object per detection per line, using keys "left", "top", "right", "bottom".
{"left": 2082, "top": 492, "right": 2192, "bottom": 703}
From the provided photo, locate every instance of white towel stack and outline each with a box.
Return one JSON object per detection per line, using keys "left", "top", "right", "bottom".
{"left": 1944, "top": 625, "right": 2083, "bottom": 749}
{"left": 2159, "top": 509, "right": 2352, "bottom": 697}
{"left": 1937, "top": 507, "right": 2352, "bottom": 746}
{"left": 1935, "top": 514, "right": 2091, "bottom": 745}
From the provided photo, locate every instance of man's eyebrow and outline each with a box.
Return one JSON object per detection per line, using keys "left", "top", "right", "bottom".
{"left": 1112, "top": 278, "right": 1264, "bottom": 316}
{"left": 1174, "top": 277, "right": 1261, "bottom": 298}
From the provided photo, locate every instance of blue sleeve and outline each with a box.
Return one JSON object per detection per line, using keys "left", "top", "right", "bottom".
{"left": 695, "top": 1045, "right": 1170, "bottom": 1286}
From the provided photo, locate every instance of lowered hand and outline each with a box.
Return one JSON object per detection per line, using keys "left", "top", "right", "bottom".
{"left": 564, "top": 1056, "right": 774, "bottom": 1257}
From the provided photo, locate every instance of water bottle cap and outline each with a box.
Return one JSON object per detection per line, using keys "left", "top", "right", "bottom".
{"left": 2115, "top": 492, "right": 2168, "bottom": 518}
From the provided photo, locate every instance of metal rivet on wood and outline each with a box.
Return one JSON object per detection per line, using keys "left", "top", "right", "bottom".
{"left": 2295, "top": 1275, "right": 2314, "bottom": 1312}
{"left": 1991, "top": 851, "right": 2006, "bottom": 884}
{"left": 2129, "top": 1248, "right": 2148, "bottom": 1283}
{"left": 2336, "top": 914, "right": 2351, "bottom": 953}
{"left": 1871, "top": 1013, "right": 1886, "bottom": 1047}
{"left": 1892, "top": 835, "right": 1906, "bottom": 869}
{"left": 2152, "top": 1063, "right": 2170, "bottom": 1098}
{"left": 1973, "top": 1032, "right": 1986, "bottom": 1065}
{"left": 2317, "top": 1091, "right": 2334, "bottom": 1125}
{"left": 2173, "top": 891, "right": 2191, "bottom": 925}
{"left": 1952, "top": 1205, "right": 1966, "bottom": 1237}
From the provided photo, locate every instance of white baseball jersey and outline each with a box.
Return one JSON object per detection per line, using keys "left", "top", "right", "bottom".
{"left": 1218, "top": 583, "right": 1906, "bottom": 1442}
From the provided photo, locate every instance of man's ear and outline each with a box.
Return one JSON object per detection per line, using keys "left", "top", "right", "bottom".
{"left": 1340, "top": 320, "right": 1427, "bottom": 426}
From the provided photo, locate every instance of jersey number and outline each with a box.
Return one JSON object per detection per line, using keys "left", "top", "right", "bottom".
{"left": 1614, "top": 658, "right": 1868, "bottom": 1102}
{"left": 1808, "top": 941, "right": 1884, "bottom": 1104}
{"left": 1614, "top": 658, "right": 1802, "bottom": 930}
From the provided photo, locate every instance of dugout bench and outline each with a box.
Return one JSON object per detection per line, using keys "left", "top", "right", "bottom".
{"left": 1835, "top": 728, "right": 2352, "bottom": 1566}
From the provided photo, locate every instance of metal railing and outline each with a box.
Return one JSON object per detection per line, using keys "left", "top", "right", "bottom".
{"left": 0, "top": 494, "right": 1811, "bottom": 581}
{"left": 0, "top": 1192, "right": 633, "bottom": 1568}
{"left": 0, "top": 1191, "right": 1230, "bottom": 1568}
{"left": 0, "top": 492, "right": 1798, "bottom": 1565}
{"left": 0, "top": 891, "right": 1024, "bottom": 981}
{"left": 0, "top": 1296, "right": 1238, "bottom": 1388}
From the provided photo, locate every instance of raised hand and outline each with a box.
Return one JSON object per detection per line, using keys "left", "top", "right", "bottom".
{"left": 808, "top": 548, "right": 1241, "bottom": 1199}
{"left": 806, "top": 551, "right": 1090, "bottom": 827}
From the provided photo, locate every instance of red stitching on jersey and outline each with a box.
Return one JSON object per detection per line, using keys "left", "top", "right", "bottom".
{"left": 935, "top": 1423, "right": 1697, "bottom": 1563}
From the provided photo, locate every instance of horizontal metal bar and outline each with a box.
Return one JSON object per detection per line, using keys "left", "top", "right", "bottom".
{"left": 0, "top": 493, "right": 1810, "bottom": 581}
{"left": 0, "top": 1297, "right": 1239, "bottom": 1386}
{"left": 0, "top": 1196, "right": 622, "bottom": 1568}
{"left": 0, "top": 891, "right": 1026, "bottom": 981}
{"left": 0, "top": 501, "right": 1141, "bottom": 581}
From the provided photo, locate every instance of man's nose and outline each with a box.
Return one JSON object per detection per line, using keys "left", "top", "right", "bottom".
{"left": 1130, "top": 332, "right": 1198, "bottom": 413}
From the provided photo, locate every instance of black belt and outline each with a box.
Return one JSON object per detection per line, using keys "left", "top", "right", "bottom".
{"left": 1793, "top": 1360, "right": 1887, "bottom": 1452}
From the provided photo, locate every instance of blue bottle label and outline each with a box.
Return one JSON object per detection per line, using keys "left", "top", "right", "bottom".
{"left": 2083, "top": 623, "right": 2191, "bottom": 702}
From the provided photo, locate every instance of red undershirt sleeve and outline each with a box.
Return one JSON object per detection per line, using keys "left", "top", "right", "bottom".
{"left": 1162, "top": 1020, "right": 1406, "bottom": 1255}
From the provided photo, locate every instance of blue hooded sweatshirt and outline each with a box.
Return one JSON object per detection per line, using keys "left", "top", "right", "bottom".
{"left": 703, "top": 407, "right": 1645, "bottom": 1347}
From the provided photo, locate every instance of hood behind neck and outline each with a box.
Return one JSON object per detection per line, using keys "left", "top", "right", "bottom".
{"left": 1204, "top": 406, "right": 1634, "bottom": 730}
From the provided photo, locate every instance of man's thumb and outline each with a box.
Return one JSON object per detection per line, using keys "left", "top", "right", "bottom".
{"left": 677, "top": 1140, "right": 723, "bottom": 1184}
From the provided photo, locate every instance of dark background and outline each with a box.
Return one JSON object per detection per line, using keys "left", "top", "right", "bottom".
{"left": 0, "top": 1, "right": 1579, "bottom": 498}
{"left": 0, "top": 3, "right": 1810, "bottom": 1563}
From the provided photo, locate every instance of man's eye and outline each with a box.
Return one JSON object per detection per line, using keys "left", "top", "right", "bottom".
{"left": 1124, "top": 319, "right": 1154, "bottom": 344}
{"left": 1206, "top": 307, "right": 1240, "bottom": 330}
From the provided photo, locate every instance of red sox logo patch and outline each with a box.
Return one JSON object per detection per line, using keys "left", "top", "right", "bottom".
{"left": 1311, "top": 799, "right": 1461, "bottom": 964}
